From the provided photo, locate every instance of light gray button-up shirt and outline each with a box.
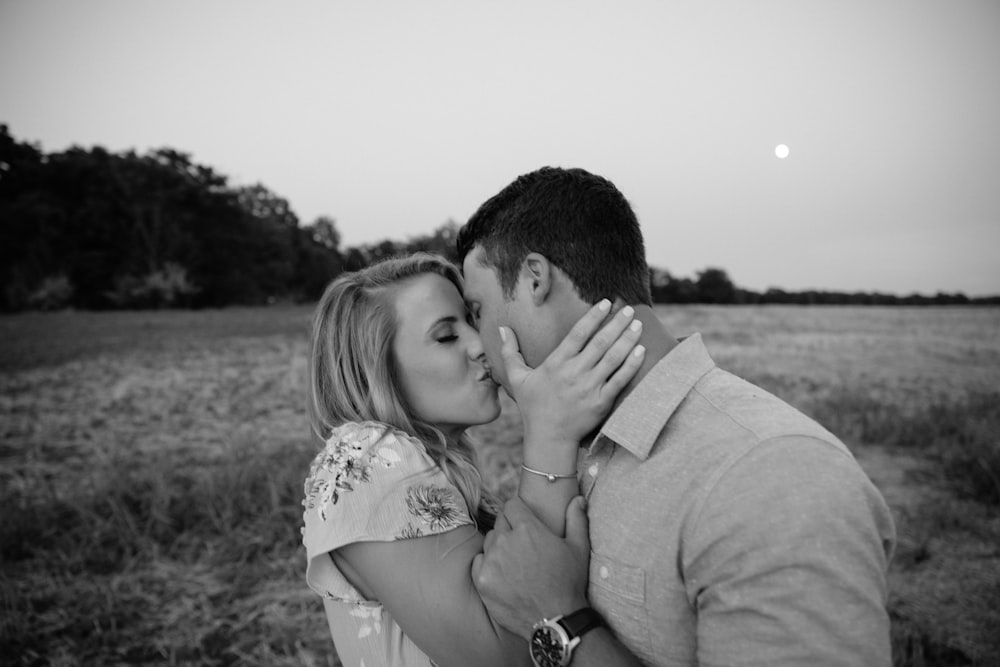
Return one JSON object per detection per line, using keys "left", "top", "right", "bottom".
{"left": 579, "top": 334, "right": 895, "bottom": 666}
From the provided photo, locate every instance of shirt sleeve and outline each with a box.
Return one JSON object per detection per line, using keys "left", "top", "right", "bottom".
{"left": 301, "top": 421, "right": 474, "bottom": 603}
{"left": 684, "top": 435, "right": 896, "bottom": 667}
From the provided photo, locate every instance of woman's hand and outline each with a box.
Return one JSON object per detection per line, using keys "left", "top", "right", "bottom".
{"left": 499, "top": 299, "right": 645, "bottom": 447}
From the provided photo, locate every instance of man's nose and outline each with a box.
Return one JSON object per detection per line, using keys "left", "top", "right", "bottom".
{"left": 467, "top": 329, "right": 486, "bottom": 360}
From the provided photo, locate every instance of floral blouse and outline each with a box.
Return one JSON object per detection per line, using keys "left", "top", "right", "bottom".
{"left": 301, "top": 421, "right": 473, "bottom": 667}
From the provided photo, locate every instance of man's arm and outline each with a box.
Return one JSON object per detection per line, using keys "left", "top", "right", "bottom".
{"left": 688, "top": 436, "right": 896, "bottom": 666}
{"left": 473, "top": 497, "right": 646, "bottom": 666}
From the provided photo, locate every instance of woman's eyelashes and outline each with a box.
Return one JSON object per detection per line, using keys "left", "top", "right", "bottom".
{"left": 435, "top": 310, "right": 478, "bottom": 344}
{"left": 435, "top": 328, "right": 458, "bottom": 344}
{"left": 434, "top": 319, "right": 463, "bottom": 344}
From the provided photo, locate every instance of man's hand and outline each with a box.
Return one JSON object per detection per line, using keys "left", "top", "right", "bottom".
{"left": 472, "top": 496, "right": 591, "bottom": 639}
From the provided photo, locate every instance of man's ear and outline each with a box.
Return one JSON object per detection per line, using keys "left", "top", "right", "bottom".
{"left": 520, "top": 253, "right": 553, "bottom": 306}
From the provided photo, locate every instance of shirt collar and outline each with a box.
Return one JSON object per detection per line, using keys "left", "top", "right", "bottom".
{"left": 590, "top": 333, "right": 716, "bottom": 460}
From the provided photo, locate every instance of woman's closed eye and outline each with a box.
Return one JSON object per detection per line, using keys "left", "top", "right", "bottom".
{"left": 433, "top": 320, "right": 460, "bottom": 344}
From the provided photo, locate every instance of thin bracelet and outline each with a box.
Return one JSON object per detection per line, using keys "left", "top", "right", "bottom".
{"left": 521, "top": 464, "right": 577, "bottom": 483}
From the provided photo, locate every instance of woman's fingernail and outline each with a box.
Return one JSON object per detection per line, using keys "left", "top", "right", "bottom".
{"left": 598, "top": 299, "right": 611, "bottom": 312}
{"left": 630, "top": 320, "right": 642, "bottom": 332}
{"left": 498, "top": 326, "right": 507, "bottom": 342}
{"left": 621, "top": 305, "right": 634, "bottom": 318}
{"left": 633, "top": 345, "right": 646, "bottom": 357}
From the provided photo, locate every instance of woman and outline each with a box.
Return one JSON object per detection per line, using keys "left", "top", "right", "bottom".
{"left": 302, "top": 253, "right": 644, "bottom": 666}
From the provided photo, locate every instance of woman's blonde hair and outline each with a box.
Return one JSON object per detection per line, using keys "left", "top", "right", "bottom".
{"left": 308, "top": 252, "right": 496, "bottom": 528}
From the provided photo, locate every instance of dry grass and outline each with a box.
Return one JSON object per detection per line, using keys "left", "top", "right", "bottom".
{"left": 2, "top": 305, "right": 998, "bottom": 665}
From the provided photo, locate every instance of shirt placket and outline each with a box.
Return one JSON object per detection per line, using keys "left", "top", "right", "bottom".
{"left": 580, "top": 436, "right": 614, "bottom": 501}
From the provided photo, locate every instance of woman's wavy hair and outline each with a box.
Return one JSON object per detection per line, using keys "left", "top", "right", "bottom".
{"left": 308, "top": 252, "right": 497, "bottom": 529}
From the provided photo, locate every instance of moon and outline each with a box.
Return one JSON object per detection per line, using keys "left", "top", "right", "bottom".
{"left": 775, "top": 144, "right": 790, "bottom": 159}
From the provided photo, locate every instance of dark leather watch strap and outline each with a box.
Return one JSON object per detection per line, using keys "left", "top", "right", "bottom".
{"left": 557, "top": 607, "right": 605, "bottom": 639}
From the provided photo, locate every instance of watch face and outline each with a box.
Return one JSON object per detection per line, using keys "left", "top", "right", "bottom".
{"left": 530, "top": 625, "right": 568, "bottom": 667}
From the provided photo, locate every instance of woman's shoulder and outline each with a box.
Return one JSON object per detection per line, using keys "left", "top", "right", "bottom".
{"left": 301, "top": 419, "right": 471, "bottom": 558}
{"left": 302, "top": 421, "right": 435, "bottom": 514}
{"left": 313, "top": 421, "right": 429, "bottom": 467}
{"left": 329, "top": 420, "right": 428, "bottom": 447}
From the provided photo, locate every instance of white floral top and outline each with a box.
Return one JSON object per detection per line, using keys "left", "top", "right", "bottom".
{"left": 301, "top": 421, "right": 472, "bottom": 667}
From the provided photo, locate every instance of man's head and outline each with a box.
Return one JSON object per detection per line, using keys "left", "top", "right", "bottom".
{"left": 458, "top": 166, "right": 651, "bottom": 385}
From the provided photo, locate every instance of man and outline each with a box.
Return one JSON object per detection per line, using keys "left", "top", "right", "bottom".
{"left": 459, "top": 167, "right": 896, "bottom": 666}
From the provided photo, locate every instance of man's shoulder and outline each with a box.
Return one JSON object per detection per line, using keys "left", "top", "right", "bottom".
{"left": 683, "top": 367, "right": 845, "bottom": 452}
{"left": 597, "top": 360, "right": 873, "bottom": 520}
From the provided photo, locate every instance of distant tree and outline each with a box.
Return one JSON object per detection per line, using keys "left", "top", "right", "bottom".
{"left": 649, "top": 267, "right": 672, "bottom": 303}
{"left": 648, "top": 266, "right": 701, "bottom": 304}
{"left": 308, "top": 216, "right": 341, "bottom": 251}
{"left": 342, "top": 247, "right": 368, "bottom": 273}
{"left": 403, "top": 220, "right": 460, "bottom": 262}
{"left": 0, "top": 125, "right": 51, "bottom": 309}
{"left": 346, "top": 239, "right": 402, "bottom": 268}
{"left": 0, "top": 127, "right": 321, "bottom": 309}
{"left": 294, "top": 216, "right": 345, "bottom": 301}
{"left": 338, "top": 220, "right": 461, "bottom": 276}
{"left": 696, "top": 267, "right": 736, "bottom": 304}
{"left": 734, "top": 288, "right": 760, "bottom": 305}
{"left": 231, "top": 183, "right": 299, "bottom": 302}
{"left": 235, "top": 183, "right": 298, "bottom": 229}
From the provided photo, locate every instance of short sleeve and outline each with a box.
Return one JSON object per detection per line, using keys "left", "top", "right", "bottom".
{"left": 301, "top": 421, "right": 474, "bottom": 603}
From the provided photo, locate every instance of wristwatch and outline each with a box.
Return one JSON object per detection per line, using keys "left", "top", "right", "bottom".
{"left": 529, "top": 607, "right": 605, "bottom": 667}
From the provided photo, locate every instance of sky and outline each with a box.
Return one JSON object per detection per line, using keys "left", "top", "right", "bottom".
{"left": 2, "top": 0, "right": 998, "bottom": 296}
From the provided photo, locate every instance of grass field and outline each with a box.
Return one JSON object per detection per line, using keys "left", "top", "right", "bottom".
{"left": 2, "top": 305, "right": 998, "bottom": 666}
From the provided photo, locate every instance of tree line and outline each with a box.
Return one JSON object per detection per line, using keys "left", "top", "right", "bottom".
{"left": 1, "top": 126, "right": 993, "bottom": 311}
{"left": 0, "top": 125, "right": 459, "bottom": 311}
{"left": 648, "top": 267, "right": 994, "bottom": 306}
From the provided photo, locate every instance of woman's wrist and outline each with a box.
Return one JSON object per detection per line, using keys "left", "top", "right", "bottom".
{"left": 522, "top": 427, "right": 579, "bottom": 452}
{"left": 521, "top": 434, "right": 579, "bottom": 476}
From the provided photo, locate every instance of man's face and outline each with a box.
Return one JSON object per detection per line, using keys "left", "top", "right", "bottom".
{"left": 462, "top": 247, "right": 568, "bottom": 392}
{"left": 461, "top": 248, "right": 515, "bottom": 390}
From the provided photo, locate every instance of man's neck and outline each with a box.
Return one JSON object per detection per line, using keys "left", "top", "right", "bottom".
{"left": 607, "top": 303, "right": 678, "bottom": 414}
{"left": 576, "top": 303, "right": 677, "bottom": 448}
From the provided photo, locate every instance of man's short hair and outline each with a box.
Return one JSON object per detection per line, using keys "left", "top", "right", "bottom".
{"left": 457, "top": 166, "right": 652, "bottom": 305}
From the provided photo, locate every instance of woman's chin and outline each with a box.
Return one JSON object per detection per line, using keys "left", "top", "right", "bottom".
{"left": 456, "top": 403, "right": 503, "bottom": 433}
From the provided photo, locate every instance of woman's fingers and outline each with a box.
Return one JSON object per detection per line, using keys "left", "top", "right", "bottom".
{"left": 592, "top": 315, "right": 643, "bottom": 379}
{"left": 549, "top": 298, "right": 613, "bottom": 362}
{"left": 602, "top": 342, "right": 646, "bottom": 400}
{"left": 576, "top": 304, "right": 640, "bottom": 371}
{"left": 498, "top": 326, "right": 528, "bottom": 386}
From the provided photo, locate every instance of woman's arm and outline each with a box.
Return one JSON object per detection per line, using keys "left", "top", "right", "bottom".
{"left": 506, "top": 300, "right": 644, "bottom": 534}
{"left": 337, "top": 526, "right": 528, "bottom": 667}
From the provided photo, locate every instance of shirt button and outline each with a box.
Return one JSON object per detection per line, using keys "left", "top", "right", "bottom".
{"left": 588, "top": 463, "right": 599, "bottom": 477}
{"left": 599, "top": 566, "right": 609, "bottom": 579}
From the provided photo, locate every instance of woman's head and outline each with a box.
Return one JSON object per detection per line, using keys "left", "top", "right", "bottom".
{"left": 308, "top": 253, "right": 500, "bottom": 522}
{"left": 309, "top": 252, "right": 499, "bottom": 436}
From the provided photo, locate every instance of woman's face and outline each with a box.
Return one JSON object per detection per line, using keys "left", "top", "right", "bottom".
{"left": 391, "top": 273, "right": 501, "bottom": 436}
